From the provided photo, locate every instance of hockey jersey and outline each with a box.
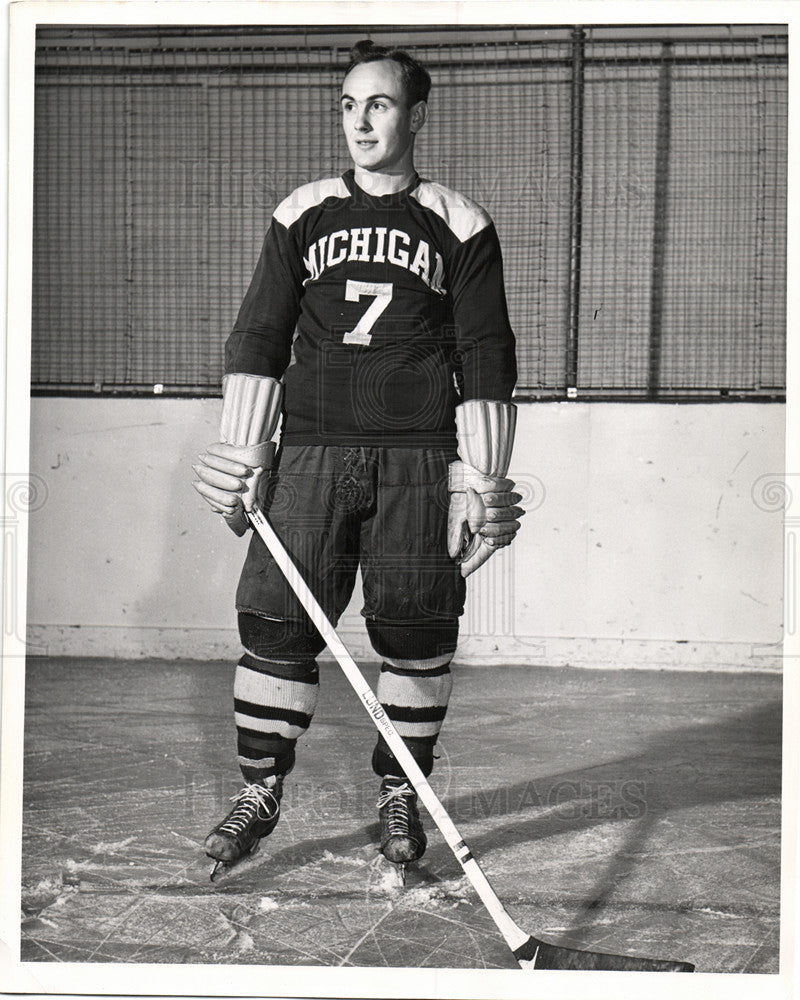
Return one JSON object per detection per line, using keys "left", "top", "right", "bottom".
{"left": 226, "top": 169, "right": 517, "bottom": 447}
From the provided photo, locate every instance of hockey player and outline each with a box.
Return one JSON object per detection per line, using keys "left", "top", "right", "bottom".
{"left": 193, "top": 39, "right": 523, "bottom": 877}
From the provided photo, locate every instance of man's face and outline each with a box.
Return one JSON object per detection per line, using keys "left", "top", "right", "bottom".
{"left": 341, "top": 60, "right": 425, "bottom": 174}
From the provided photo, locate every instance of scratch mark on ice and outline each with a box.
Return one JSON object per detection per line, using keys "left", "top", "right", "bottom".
{"left": 337, "top": 904, "right": 396, "bottom": 966}
{"left": 91, "top": 836, "right": 137, "bottom": 854}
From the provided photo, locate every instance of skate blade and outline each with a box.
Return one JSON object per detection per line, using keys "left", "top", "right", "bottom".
{"left": 208, "top": 839, "right": 261, "bottom": 882}
{"left": 210, "top": 860, "right": 227, "bottom": 882}
{"left": 372, "top": 854, "right": 408, "bottom": 890}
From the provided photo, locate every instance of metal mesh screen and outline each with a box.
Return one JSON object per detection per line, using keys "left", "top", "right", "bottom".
{"left": 32, "top": 26, "right": 786, "bottom": 399}
{"left": 578, "top": 36, "right": 787, "bottom": 395}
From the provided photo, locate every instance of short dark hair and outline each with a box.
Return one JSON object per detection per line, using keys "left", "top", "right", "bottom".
{"left": 344, "top": 39, "right": 431, "bottom": 106}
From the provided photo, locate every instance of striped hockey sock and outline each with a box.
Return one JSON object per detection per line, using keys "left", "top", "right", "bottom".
{"left": 373, "top": 655, "right": 453, "bottom": 776}
{"left": 233, "top": 649, "right": 319, "bottom": 783}
{"left": 367, "top": 620, "right": 457, "bottom": 778}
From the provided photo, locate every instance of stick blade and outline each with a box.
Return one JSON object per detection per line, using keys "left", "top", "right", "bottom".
{"left": 514, "top": 936, "right": 694, "bottom": 972}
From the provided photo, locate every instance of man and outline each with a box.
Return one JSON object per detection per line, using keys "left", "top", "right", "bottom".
{"left": 193, "top": 39, "right": 522, "bottom": 875}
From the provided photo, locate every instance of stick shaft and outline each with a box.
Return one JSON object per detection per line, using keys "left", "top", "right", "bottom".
{"left": 248, "top": 506, "right": 528, "bottom": 953}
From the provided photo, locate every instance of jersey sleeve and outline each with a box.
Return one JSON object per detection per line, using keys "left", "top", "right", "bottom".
{"left": 448, "top": 222, "right": 517, "bottom": 402}
{"left": 224, "top": 217, "right": 305, "bottom": 378}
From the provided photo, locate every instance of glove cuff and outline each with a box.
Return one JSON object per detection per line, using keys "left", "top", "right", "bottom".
{"left": 220, "top": 373, "right": 283, "bottom": 449}
{"left": 448, "top": 460, "right": 515, "bottom": 495}
{"left": 207, "top": 440, "right": 276, "bottom": 469}
{"left": 455, "top": 399, "right": 516, "bottom": 477}
{"left": 449, "top": 460, "right": 480, "bottom": 493}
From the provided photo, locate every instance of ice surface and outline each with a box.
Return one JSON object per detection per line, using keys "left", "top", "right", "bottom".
{"left": 19, "top": 658, "right": 781, "bottom": 970}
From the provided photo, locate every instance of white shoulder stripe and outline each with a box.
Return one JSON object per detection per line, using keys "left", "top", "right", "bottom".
{"left": 273, "top": 176, "right": 350, "bottom": 229}
{"left": 411, "top": 180, "right": 492, "bottom": 243}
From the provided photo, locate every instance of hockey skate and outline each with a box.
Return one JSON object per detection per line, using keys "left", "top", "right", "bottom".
{"left": 376, "top": 776, "right": 427, "bottom": 886}
{"left": 205, "top": 777, "right": 284, "bottom": 881}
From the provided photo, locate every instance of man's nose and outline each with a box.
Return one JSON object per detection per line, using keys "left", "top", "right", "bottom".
{"left": 355, "top": 107, "right": 371, "bottom": 131}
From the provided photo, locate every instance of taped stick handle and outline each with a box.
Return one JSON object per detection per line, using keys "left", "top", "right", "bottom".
{"left": 248, "top": 506, "right": 529, "bottom": 954}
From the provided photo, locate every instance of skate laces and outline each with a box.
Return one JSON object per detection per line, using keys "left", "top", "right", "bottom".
{"left": 218, "top": 782, "right": 280, "bottom": 837}
{"left": 377, "top": 781, "right": 416, "bottom": 837}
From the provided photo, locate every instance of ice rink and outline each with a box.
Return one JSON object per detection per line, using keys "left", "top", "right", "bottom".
{"left": 20, "top": 656, "right": 780, "bottom": 972}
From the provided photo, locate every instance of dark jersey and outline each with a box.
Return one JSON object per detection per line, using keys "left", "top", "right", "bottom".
{"left": 226, "top": 169, "right": 517, "bottom": 447}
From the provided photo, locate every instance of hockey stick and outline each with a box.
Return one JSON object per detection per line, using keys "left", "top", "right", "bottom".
{"left": 248, "top": 505, "right": 694, "bottom": 972}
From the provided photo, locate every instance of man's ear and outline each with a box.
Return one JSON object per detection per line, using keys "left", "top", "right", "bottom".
{"left": 410, "top": 101, "right": 428, "bottom": 133}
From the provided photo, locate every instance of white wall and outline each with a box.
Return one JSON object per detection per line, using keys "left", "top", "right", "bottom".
{"left": 25, "top": 398, "right": 785, "bottom": 670}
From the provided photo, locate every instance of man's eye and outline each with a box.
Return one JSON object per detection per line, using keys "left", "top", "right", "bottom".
{"left": 372, "top": 102, "right": 386, "bottom": 111}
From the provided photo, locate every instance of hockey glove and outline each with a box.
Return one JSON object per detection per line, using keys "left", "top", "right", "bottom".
{"left": 193, "top": 373, "right": 283, "bottom": 536}
{"left": 447, "top": 399, "right": 524, "bottom": 577}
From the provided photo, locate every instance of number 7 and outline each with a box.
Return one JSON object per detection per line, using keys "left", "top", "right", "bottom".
{"left": 342, "top": 279, "right": 393, "bottom": 346}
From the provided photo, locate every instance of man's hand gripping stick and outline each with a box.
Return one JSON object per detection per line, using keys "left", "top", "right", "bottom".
{"left": 192, "top": 373, "right": 283, "bottom": 536}
{"left": 447, "top": 399, "right": 524, "bottom": 577}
